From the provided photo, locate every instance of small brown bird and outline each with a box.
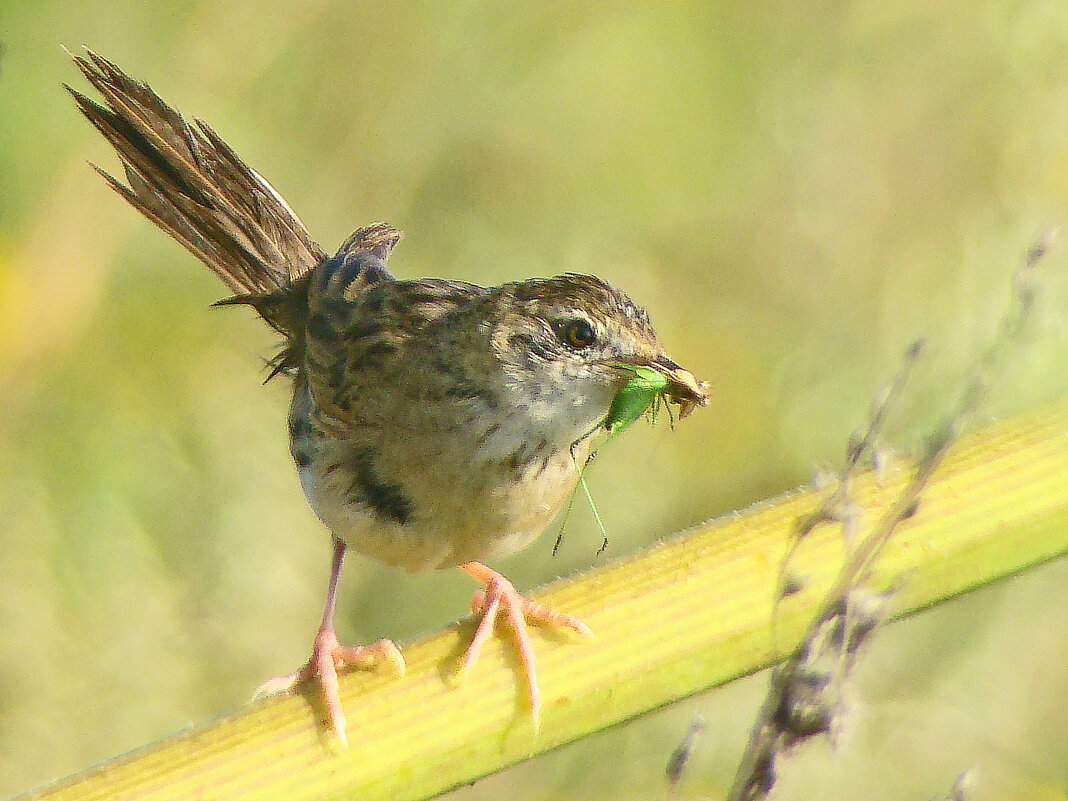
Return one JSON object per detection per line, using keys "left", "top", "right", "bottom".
{"left": 68, "top": 49, "right": 708, "bottom": 745}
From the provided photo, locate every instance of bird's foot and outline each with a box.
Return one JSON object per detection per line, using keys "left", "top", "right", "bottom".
{"left": 459, "top": 562, "right": 592, "bottom": 731}
{"left": 253, "top": 626, "right": 405, "bottom": 747}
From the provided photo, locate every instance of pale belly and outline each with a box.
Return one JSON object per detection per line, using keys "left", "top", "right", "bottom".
{"left": 289, "top": 358, "right": 610, "bottom": 573}
{"left": 299, "top": 445, "right": 584, "bottom": 572}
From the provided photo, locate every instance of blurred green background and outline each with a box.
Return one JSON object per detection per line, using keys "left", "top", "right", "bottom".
{"left": 2, "top": 2, "right": 1067, "bottom": 799}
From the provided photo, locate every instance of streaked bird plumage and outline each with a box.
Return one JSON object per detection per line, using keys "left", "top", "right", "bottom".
{"left": 69, "top": 48, "right": 708, "bottom": 745}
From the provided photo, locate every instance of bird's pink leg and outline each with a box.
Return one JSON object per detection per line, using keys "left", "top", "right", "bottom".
{"left": 458, "top": 561, "right": 592, "bottom": 729}
{"left": 254, "top": 538, "right": 404, "bottom": 747}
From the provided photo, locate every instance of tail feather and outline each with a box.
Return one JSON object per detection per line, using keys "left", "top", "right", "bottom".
{"left": 68, "top": 49, "right": 407, "bottom": 381}
{"left": 66, "top": 47, "right": 326, "bottom": 299}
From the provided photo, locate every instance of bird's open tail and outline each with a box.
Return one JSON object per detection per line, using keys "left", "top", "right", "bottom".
{"left": 66, "top": 48, "right": 404, "bottom": 377}
{"left": 66, "top": 48, "right": 326, "bottom": 307}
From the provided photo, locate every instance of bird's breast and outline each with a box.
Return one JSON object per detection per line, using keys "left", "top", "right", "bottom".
{"left": 289, "top": 381, "right": 594, "bottom": 572}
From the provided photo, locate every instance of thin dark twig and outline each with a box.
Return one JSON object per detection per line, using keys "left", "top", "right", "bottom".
{"left": 665, "top": 716, "right": 706, "bottom": 800}
{"left": 774, "top": 338, "right": 925, "bottom": 605}
{"left": 728, "top": 228, "right": 1056, "bottom": 801}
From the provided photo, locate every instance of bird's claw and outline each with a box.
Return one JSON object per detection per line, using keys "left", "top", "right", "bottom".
{"left": 253, "top": 627, "right": 404, "bottom": 748}
{"left": 459, "top": 562, "right": 592, "bottom": 732}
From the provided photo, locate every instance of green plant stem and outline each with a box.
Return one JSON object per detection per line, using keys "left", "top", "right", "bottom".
{"left": 21, "top": 402, "right": 1068, "bottom": 801}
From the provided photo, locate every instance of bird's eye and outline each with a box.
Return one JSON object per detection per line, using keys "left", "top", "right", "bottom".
{"left": 558, "top": 318, "right": 597, "bottom": 349}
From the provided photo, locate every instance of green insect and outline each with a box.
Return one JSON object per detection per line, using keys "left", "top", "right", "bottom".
{"left": 554, "top": 361, "right": 709, "bottom": 556}
{"left": 602, "top": 364, "right": 672, "bottom": 435}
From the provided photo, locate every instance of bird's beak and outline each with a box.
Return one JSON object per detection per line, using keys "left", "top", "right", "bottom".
{"left": 645, "top": 356, "right": 710, "bottom": 419}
